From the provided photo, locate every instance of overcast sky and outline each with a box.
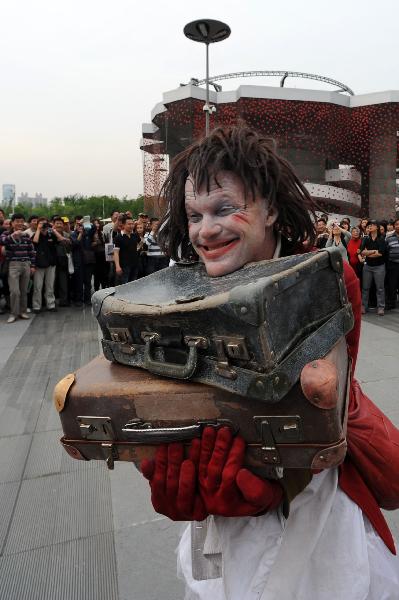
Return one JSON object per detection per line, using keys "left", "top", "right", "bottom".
{"left": 0, "top": 0, "right": 398, "bottom": 201}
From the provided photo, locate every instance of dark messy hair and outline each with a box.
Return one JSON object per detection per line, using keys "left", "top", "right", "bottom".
{"left": 158, "top": 125, "right": 317, "bottom": 261}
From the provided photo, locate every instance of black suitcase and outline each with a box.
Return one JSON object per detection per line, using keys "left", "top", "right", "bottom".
{"left": 92, "top": 248, "right": 353, "bottom": 403}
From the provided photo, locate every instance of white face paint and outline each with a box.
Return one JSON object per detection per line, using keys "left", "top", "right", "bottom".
{"left": 185, "top": 171, "right": 278, "bottom": 277}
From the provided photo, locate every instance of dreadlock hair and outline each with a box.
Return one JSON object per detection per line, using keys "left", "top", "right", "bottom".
{"left": 158, "top": 124, "right": 317, "bottom": 262}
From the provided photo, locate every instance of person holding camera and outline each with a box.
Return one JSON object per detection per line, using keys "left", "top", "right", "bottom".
{"left": 32, "top": 217, "right": 60, "bottom": 313}
{"left": 70, "top": 216, "right": 96, "bottom": 306}
{"left": 0, "top": 213, "right": 36, "bottom": 323}
{"left": 325, "top": 219, "right": 351, "bottom": 262}
{"left": 52, "top": 216, "right": 72, "bottom": 307}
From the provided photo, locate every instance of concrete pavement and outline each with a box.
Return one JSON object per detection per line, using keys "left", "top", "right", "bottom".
{"left": 0, "top": 306, "right": 398, "bottom": 599}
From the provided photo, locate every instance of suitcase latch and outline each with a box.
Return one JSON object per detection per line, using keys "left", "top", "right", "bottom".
{"left": 101, "top": 443, "right": 119, "bottom": 470}
{"left": 213, "top": 336, "right": 249, "bottom": 380}
{"left": 108, "top": 328, "right": 136, "bottom": 355}
{"left": 253, "top": 415, "right": 303, "bottom": 464}
{"left": 77, "top": 416, "right": 115, "bottom": 441}
{"left": 108, "top": 327, "right": 132, "bottom": 343}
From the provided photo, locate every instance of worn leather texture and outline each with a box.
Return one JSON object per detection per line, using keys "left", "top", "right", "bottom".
{"left": 93, "top": 247, "right": 353, "bottom": 400}
{"left": 58, "top": 342, "right": 350, "bottom": 477}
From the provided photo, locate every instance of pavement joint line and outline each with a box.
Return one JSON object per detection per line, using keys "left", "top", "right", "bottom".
{"left": 21, "top": 462, "right": 105, "bottom": 482}
{"left": 114, "top": 516, "right": 167, "bottom": 530}
{"left": 358, "top": 376, "right": 399, "bottom": 384}
{"left": 0, "top": 429, "right": 63, "bottom": 441}
{"left": 0, "top": 529, "right": 117, "bottom": 558}
{"left": 0, "top": 375, "right": 51, "bottom": 558}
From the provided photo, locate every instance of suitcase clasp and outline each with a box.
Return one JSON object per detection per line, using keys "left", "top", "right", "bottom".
{"left": 77, "top": 416, "right": 115, "bottom": 441}
{"left": 253, "top": 415, "right": 303, "bottom": 464}
{"left": 101, "top": 443, "right": 119, "bottom": 470}
{"left": 213, "top": 336, "right": 249, "bottom": 380}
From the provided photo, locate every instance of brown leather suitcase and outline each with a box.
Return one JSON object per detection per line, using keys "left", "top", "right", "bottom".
{"left": 55, "top": 338, "right": 350, "bottom": 481}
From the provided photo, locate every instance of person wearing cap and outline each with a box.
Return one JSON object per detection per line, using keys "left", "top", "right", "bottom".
{"left": 360, "top": 220, "right": 387, "bottom": 315}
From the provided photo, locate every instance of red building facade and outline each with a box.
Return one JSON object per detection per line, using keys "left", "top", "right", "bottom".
{"left": 142, "top": 85, "right": 399, "bottom": 219}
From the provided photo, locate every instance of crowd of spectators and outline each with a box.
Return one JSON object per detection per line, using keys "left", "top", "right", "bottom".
{"left": 1, "top": 207, "right": 398, "bottom": 323}
{"left": 315, "top": 215, "right": 399, "bottom": 316}
{"left": 0, "top": 209, "right": 169, "bottom": 324}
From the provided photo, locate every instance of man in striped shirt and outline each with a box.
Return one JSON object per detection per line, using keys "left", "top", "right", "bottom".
{"left": 144, "top": 218, "right": 169, "bottom": 275}
{"left": 0, "top": 213, "right": 36, "bottom": 323}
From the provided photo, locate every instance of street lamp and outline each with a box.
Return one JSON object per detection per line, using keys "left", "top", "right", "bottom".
{"left": 183, "top": 19, "right": 231, "bottom": 135}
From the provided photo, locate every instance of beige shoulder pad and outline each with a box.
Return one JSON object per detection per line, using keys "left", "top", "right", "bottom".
{"left": 53, "top": 373, "right": 75, "bottom": 413}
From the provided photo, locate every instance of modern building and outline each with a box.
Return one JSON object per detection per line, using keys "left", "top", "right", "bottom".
{"left": 2, "top": 184, "right": 16, "bottom": 207}
{"left": 141, "top": 74, "right": 399, "bottom": 219}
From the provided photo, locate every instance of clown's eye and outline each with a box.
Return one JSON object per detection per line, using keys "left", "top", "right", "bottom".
{"left": 217, "top": 205, "right": 236, "bottom": 216}
{"left": 187, "top": 213, "right": 202, "bottom": 223}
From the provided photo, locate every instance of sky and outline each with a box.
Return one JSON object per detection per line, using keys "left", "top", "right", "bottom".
{"left": 0, "top": 0, "right": 398, "bottom": 202}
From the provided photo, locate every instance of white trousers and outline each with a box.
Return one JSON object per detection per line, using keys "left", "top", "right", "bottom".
{"left": 178, "top": 470, "right": 399, "bottom": 600}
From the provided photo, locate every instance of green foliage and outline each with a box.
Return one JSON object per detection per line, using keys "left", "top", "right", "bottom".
{"left": 0, "top": 195, "right": 146, "bottom": 221}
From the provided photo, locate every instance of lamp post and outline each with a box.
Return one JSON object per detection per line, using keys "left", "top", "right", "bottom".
{"left": 183, "top": 19, "right": 231, "bottom": 135}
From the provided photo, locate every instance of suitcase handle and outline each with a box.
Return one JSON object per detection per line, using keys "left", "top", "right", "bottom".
{"left": 142, "top": 333, "right": 200, "bottom": 379}
{"left": 122, "top": 419, "right": 237, "bottom": 443}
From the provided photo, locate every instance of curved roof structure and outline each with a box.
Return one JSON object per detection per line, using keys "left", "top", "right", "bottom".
{"left": 192, "top": 70, "right": 354, "bottom": 95}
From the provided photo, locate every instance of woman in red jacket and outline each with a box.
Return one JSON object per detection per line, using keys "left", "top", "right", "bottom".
{"left": 141, "top": 125, "right": 399, "bottom": 600}
{"left": 347, "top": 225, "right": 364, "bottom": 282}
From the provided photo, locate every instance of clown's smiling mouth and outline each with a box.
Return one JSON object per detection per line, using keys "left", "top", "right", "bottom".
{"left": 199, "top": 239, "right": 239, "bottom": 251}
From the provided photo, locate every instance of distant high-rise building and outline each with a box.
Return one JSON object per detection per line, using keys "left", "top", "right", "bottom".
{"left": 17, "top": 193, "right": 48, "bottom": 208}
{"left": 2, "top": 184, "right": 16, "bottom": 207}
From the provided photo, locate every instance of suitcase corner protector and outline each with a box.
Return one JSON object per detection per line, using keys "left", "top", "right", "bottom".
{"left": 53, "top": 372, "right": 75, "bottom": 413}
{"left": 310, "top": 439, "right": 347, "bottom": 470}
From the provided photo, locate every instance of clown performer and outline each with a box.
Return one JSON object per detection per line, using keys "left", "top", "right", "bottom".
{"left": 140, "top": 125, "right": 399, "bottom": 600}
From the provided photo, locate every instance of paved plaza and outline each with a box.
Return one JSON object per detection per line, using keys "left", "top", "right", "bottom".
{"left": 0, "top": 306, "right": 398, "bottom": 600}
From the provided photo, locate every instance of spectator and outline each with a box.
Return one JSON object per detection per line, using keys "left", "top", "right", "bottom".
{"left": 70, "top": 216, "right": 95, "bottom": 306}
{"left": 379, "top": 221, "right": 388, "bottom": 238}
{"left": 145, "top": 218, "right": 169, "bottom": 274}
{"left": 103, "top": 210, "right": 119, "bottom": 243}
{"left": 0, "top": 213, "right": 36, "bottom": 323}
{"left": 386, "top": 220, "right": 395, "bottom": 237}
{"left": 360, "top": 220, "right": 386, "bottom": 316}
{"left": 113, "top": 216, "right": 140, "bottom": 284}
{"left": 52, "top": 216, "right": 72, "bottom": 307}
{"left": 325, "top": 219, "right": 350, "bottom": 262}
{"left": 315, "top": 217, "right": 328, "bottom": 249}
{"left": 135, "top": 221, "right": 148, "bottom": 278}
{"left": 25, "top": 215, "right": 39, "bottom": 238}
{"left": 385, "top": 218, "right": 399, "bottom": 310}
{"left": 359, "top": 218, "right": 369, "bottom": 237}
{"left": 346, "top": 226, "right": 364, "bottom": 282}
{"left": 340, "top": 218, "right": 351, "bottom": 231}
{"left": 0, "top": 218, "right": 8, "bottom": 313}
{"left": 136, "top": 213, "right": 150, "bottom": 232}
{"left": 92, "top": 218, "right": 108, "bottom": 291}
{"left": 31, "top": 218, "right": 59, "bottom": 313}
{"left": 0, "top": 208, "right": 5, "bottom": 227}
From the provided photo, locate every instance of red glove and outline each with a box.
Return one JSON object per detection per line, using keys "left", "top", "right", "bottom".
{"left": 196, "top": 426, "right": 283, "bottom": 517}
{"left": 141, "top": 442, "right": 208, "bottom": 521}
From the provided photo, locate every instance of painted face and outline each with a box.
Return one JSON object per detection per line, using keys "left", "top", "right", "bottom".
{"left": 185, "top": 171, "right": 278, "bottom": 277}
